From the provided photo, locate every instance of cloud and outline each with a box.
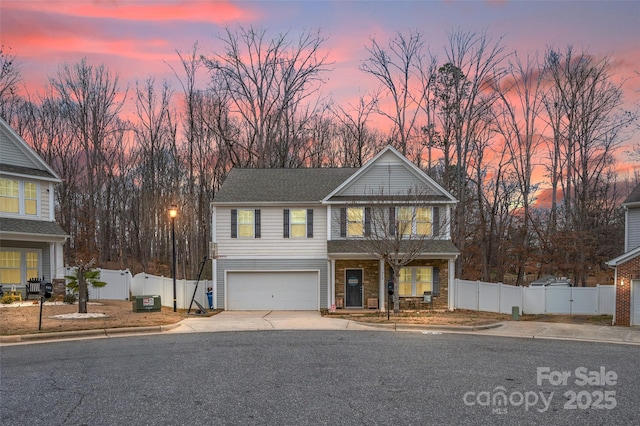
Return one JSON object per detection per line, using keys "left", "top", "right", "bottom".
{"left": 2, "top": 0, "right": 258, "bottom": 24}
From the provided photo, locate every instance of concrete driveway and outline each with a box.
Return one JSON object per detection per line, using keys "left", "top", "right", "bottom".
{"left": 167, "top": 311, "right": 377, "bottom": 334}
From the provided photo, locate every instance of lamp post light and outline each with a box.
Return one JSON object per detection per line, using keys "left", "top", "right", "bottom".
{"left": 169, "top": 204, "right": 178, "bottom": 312}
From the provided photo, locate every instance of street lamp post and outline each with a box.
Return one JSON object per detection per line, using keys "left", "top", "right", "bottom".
{"left": 169, "top": 205, "right": 178, "bottom": 312}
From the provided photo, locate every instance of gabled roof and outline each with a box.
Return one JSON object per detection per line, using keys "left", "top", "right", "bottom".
{"left": 322, "top": 145, "right": 456, "bottom": 204}
{"left": 213, "top": 168, "right": 358, "bottom": 204}
{"left": 0, "top": 117, "right": 60, "bottom": 182}
{"left": 606, "top": 246, "right": 640, "bottom": 267}
{"left": 623, "top": 182, "right": 640, "bottom": 208}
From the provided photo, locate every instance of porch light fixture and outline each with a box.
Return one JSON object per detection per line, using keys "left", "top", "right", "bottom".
{"left": 169, "top": 204, "right": 178, "bottom": 312}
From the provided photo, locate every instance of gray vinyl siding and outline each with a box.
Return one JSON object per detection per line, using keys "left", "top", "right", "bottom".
{"left": 216, "top": 205, "right": 328, "bottom": 257}
{"left": 0, "top": 131, "right": 38, "bottom": 169}
{"left": 215, "top": 258, "right": 328, "bottom": 309}
{"left": 337, "top": 164, "right": 434, "bottom": 197}
{"left": 627, "top": 207, "right": 640, "bottom": 251}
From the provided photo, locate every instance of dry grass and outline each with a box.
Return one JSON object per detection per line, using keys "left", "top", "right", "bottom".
{"left": 0, "top": 300, "right": 613, "bottom": 336}
{"left": 325, "top": 309, "right": 613, "bottom": 327}
{"left": 0, "top": 299, "right": 208, "bottom": 336}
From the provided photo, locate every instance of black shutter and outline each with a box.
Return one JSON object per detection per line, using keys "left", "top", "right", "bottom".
{"left": 389, "top": 207, "right": 396, "bottom": 236}
{"left": 307, "top": 209, "right": 313, "bottom": 238}
{"left": 254, "top": 209, "right": 261, "bottom": 238}
{"left": 231, "top": 209, "right": 237, "bottom": 238}
{"left": 433, "top": 268, "right": 440, "bottom": 296}
{"left": 364, "top": 207, "right": 371, "bottom": 236}
{"left": 340, "top": 208, "right": 346, "bottom": 238}
{"left": 283, "top": 209, "right": 290, "bottom": 238}
{"left": 433, "top": 207, "right": 440, "bottom": 237}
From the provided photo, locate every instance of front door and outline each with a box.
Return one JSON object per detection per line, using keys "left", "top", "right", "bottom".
{"left": 345, "top": 269, "right": 363, "bottom": 308}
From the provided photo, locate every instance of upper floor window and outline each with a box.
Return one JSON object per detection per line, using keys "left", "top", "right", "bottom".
{"left": 231, "top": 209, "right": 261, "bottom": 238}
{"left": 284, "top": 209, "right": 313, "bottom": 238}
{"left": 398, "top": 207, "right": 432, "bottom": 237}
{"left": 0, "top": 178, "right": 38, "bottom": 216}
{"left": 347, "top": 207, "right": 364, "bottom": 237}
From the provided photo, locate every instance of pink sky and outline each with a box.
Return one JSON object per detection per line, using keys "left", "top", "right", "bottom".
{"left": 2, "top": 0, "right": 639, "bottom": 174}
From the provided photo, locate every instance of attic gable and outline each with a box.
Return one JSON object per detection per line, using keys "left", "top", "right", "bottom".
{"left": 323, "top": 145, "right": 455, "bottom": 203}
{"left": 0, "top": 117, "right": 60, "bottom": 181}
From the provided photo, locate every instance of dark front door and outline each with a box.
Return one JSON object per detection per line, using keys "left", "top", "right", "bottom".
{"left": 345, "top": 269, "right": 363, "bottom": 307}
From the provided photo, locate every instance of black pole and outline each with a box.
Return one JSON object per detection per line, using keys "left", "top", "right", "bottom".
{"left": 38, "top": 295, "right": 44, "bottom": 330}
{"left": 387, "top": 293, "right": 390, "bottom": 321}
{"left": 172, "top": 216, "right": 177, "bottom": 312}
{"left": 188, "top": 256, "right": 208, "bottom": 314}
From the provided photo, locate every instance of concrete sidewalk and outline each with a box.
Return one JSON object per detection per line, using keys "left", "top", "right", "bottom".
{"left": 167, "top": 311, "right": 640, "bottom": 345}
{"left": 166, "top": 310, "right": 375, "bottom": 333}
{"left": 2, "top": 311, "right": 640, "bottom": 345}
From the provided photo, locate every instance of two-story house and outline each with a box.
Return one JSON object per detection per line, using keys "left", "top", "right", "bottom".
{"left": 211, "top": 145, "right": 458, "bottom": 311}
{"left": 0, "top": 117, "right": 68, "bottom": 297}
{"left": 607, "top": 182, "right": 640, "bottom": 326}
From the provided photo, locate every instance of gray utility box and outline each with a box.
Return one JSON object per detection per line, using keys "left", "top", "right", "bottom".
{"left": 132, "top": 295, "right": 162, "bottom": 312}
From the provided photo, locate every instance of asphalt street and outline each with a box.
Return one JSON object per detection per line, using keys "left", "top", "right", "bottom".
{"left": 1, "top": 331, "right": 637, "bottom": 425}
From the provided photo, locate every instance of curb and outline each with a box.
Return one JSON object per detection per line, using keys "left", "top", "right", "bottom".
{"left": 0, "top": 322, "right": 182, "bottom": 344}
{"left": 352, "top": 321, "right": 503, "bottom": 332}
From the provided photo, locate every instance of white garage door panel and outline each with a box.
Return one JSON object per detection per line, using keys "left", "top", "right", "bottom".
{"left": 227, "top": 271, "right": 319, "bottom": 310}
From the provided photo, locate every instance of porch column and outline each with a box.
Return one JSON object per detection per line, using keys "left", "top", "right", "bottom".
{"left": 379, "top": 259, "right": 386, "bottom": 311}
{"left": 448, "top": 258, "right": 455, "bottom": 311}
{"left": 330, "top": 259, "right": 336, "bottom": 308}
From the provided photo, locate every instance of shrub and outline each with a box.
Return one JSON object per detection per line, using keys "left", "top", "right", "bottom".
{"left": 1, "top": 294, "right": 13, "bottom": 304}
{"left": 63, "top": 293, "right": 77, "bottom": 304}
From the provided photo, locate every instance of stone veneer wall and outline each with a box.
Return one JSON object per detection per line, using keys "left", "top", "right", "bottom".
{"left": 334, "top": 259, "right": 449, "bottom": 310}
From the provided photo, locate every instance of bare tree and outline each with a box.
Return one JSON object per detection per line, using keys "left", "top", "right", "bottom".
{"left": 0, "top": 45, "right": 22, "bottom": 122}
{"left": 339, "top": 186, "right": 452, "bottom": 313}
{"left": 202, "top": 26, "right": 332, "bottom": 168}
{"left": 439, "top": 29, "right": 508, "bottom": 278}
{"left": 49, "top": 59, "right": 128, "bottom": 256}
{"left": 330, "top": 94, "right": 383, "bottom": 167}
{"left": 361, "top": 31, "right": 428, "bottom": 158}
{"left": 491, "top": 52, "right": 545, "bottom": 285}
{"left": 542, "top": 47, "right": 636, "bottom": 284}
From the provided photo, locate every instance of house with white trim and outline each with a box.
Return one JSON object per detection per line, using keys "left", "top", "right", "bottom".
{"left": 607, "top": 183, "right": 640, "bottom": 326}
{"left": 211, "top": 145, "right": 458, "bottom": 311}
{"left": 0, "top": 117, "right": 68, "bottom": 296}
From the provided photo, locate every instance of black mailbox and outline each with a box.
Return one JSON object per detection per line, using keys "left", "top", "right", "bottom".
{"left": 43, "top": 282, "right": 53, "bottom": 299}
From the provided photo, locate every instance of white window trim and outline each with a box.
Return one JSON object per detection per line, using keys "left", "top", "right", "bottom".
{"left": 397, "top": 206, "right": 433, "bottom": 237}
{"left": 0, "top": 177, "right": 40, "bottom": 217}
{"left": 289, "top": 209, "right": 307, "bottom": 239}
{"left": 237, "top": 209, "right": 255, "bottom": 238}
{"left": 347, "top": 207, "right": 365, "bottom": 237}
{"left": 398, "top": 266, "right": 433, "bottom": 297}
{"left": 0, "top": 248, "right": 42, "bottom": 285}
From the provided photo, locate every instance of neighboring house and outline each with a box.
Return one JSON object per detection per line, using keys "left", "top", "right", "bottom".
{"left": 0, "top": 117, "right": 68, "bottom": 296}
{"left": 211, "top": 145, "right": 459, "bottom": 311}
{"left": 607, "top": 183, "right": 640, "bottom": 326}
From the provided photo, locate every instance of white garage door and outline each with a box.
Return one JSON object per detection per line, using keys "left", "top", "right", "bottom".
{"left": 226, "top": 271, "right": 319, "bottom": 310}
{"left": 633, "top": 280, "right": 640, "bottom": 326}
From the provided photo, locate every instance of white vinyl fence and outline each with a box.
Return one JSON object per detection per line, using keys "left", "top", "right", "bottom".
{"left": 63, "top": 268, "right": 212, "bottom": 310}
{"left": 453, "top": 279, "right": 615, "bottom": 315}
{"left": 64, "top": 267, "right": 132, "bottom": 301}
{"left": 131, "top": 273, "right": 212, "bottom": 310}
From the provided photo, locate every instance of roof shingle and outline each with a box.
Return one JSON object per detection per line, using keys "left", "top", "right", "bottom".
{"left": 213, "top": 168, "right": 358, "bottom": 203}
